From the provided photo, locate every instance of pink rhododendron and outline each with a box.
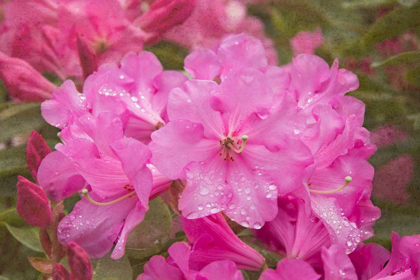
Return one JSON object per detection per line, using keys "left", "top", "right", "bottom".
{"left": 260, "top": 258, "right": 321, "bottom": 280}
{"left": 254, "top": 195, "right": 330, "bottom": 272}
{"left": 182, "top": 213, "right": 264, "bottom": 270}
{"left": 150, "top": 65, "right": 313, "bottom": 228}
{"left": 290, "top": 28, "right": 324, "bottom": 56}
{"left": 138, "top": 242, "right": 244, "bottom": 280}
{"left": 349, "top": 233, "right": 420, "bottom": 279}
{"left": 41, "top": 51, "right": 187, "bottom": 144}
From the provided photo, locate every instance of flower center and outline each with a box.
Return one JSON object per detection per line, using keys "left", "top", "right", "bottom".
{"left": 219, "top": 135, "right": 248, "bottom": 161}
{"left": 309, "top": 176, "right": 352, "bottom": 194}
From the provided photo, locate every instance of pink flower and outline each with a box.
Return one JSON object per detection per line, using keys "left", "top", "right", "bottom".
{"left": 43, "top": 112, "right": 152, "bottom": 259}
{"left": 41, "top": 51, "right": 187, "bottom": 144}
{"left": 150, "top": 66, "right": 313, "bottom": 228}
{"left": 138, "top": 242, "right": 244, "bottom": 280}
{"left": 16, "top": 176, "right": 52, "bottom": 227}
{"left": 321, "top": 244, "right": 358, "bottom": 280}
{"left": 290, "top": 28, "right": 324, "bottom": 56}
{"left": 260, "top": 258, "right": 320, "bottom": 280}
{"left": 182, "top": 213, "right": 264, "bottom": 271}
{"left": 254, "top": 195, "right": 330, "bottom": 272}
{"left": 25, "top": 131, "right": 52, "bottom": 182}
{"left": 287, "top": 55, "right": 359, "bottom": 113}
{"left": 164, "top": 0, "right": 278, "bottom": 64}
{"left": 349, "top": 243, "right": 390, "bottom": 279}
{"left": 0, "top": 52, "right": 56, "bottom": 101}
{"left": 350, "top": 233, "right": 420, "bottom": 279}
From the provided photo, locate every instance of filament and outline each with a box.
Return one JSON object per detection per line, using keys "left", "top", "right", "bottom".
{"left": 82, "top": 189, "right": 136, "bottom": 206}
{"left": 309, "top": 176, "right": 352, "bottom": 194}
{"left": 227, "top": 135, "right": 249, "bottom": 154}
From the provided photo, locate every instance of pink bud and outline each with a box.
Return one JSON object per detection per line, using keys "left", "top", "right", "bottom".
{"left": 0, "top": 52, "right": 57, "bottom": 102}
{"left": 135, "top": 0, "right": 195, "bottom": 34}
{"left": 67, "top": 242, "right": 93, "bottom": 280}
{"left": 52, "top": 264, "right": 72, "bottom": 280}
{"left": 26, "top": 131, "right": 52, "bottom": 182}
{"left": 77, "top": 35, "right": 98, "bottom": 80}
{"left": 16, "top": 176, "right": 52, "bottom": 227}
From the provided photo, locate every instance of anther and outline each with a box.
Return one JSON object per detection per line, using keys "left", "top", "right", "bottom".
{"left": 309, "top": 176, "right": 352, "bottom": 194}
{"left": 82, "top": 189, "right": 136, "bottom": 206}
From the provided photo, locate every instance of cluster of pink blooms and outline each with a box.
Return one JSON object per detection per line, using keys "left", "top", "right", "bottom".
{"left": 0, "top": 0, "right": 278, "bottom": 102}
{"left": 15, "top": 32, "right": 420, "bottom": 279}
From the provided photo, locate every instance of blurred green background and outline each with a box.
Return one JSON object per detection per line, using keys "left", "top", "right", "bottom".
{"left": 1, "top": 0, "right": 420, "bottom": 279}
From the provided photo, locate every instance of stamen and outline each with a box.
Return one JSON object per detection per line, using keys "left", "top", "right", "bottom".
{"left": 82, "top": 189, "right": 136, "bottom": 206}
{"left": 309, "top": 176, "right": 352, "bottom": 194}
{"left": 227, "top": 135, "right": 249, "bottom": 154}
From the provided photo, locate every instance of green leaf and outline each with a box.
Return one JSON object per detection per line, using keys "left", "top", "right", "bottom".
{"left": 145, "top": 42, "right": 189, "bottom": 70}
{"left": 342, "top": 0, "right": 396, "bottom": 9}
{"left": 372, "top": 51, "right": 420, "bottom": 67}
{"left": 0, "top": 102, "right": 44, "bottom": 143}
{"left": 369, "top": 201, "right": 420, "bottom": 248}
{"left": 92, "top": 253, "right": 133, "bottom": 280}
{"left": 2, "top": 223, "right": 43, "bottom": 252}
{"left": 0, "top": 208, "right": 25, "bottom": 227}
{"left": 125, "top": 198, "right": 172, "bottom": 260}
{"left": 360, "top": 3, "right": 420, "bottom": 50}
{"left": 406, "top": 66, "right": 420, "bottom": 87}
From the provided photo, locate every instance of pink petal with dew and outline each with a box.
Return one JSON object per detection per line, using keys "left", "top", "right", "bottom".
{"left": 150, "top": 120, "right": 218, "bottom": 180}
{"left": 322, "top": 244, "right": 358, "bottom": 280}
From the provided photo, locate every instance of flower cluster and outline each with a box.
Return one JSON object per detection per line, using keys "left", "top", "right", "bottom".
{"left": 0, "top": 0, "right": 277, "bottom": 102}
{"left": 15, "top": 33, "right": 420, "bottom": 279}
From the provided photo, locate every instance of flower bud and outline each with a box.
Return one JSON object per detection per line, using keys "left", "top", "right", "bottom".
{"left": 0, "top": 52, "right": 56, "bottom": 102}
{"left": 135, "top": 0, "right": 195, "bottom": 34}
{"left": 26, "top": 131, "right": 52, "bottom": 182}
{"left": 52, "top": 264, "right": 72, "bottom": 280}
{"left": 67, "top": 241, "right": 93, "bottom": 280}
{"left": 16, "top": 176, "right": 52, "bottom": 227}
{"left": 77, "top": 35, "right": 98, "bottom": 80}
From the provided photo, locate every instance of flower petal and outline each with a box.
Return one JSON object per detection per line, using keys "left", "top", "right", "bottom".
{"left": 150, "top": 119, "right": 218, "bottom": 180}
{"left": 322, "top": 244, "right": 358, "bottom": 280}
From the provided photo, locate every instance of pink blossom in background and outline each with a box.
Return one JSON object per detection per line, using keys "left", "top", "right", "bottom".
{"left": 0, "top": 52, "right": 56, "bottom": 102}
{"left": 372, "top": 155, "right": 414, "bottom": 203}
{"left": 138, "top": 242, "right": 244, "bottom": 280}
{"left": 164, "top": 0, "right": 278, "bottom": 64}
{"left": 181, "top": 213, "right": 264, "bottom": 271}
{"left": 259, "top": 258, "right": 321, "bottom": 280}
{"left": 290, "top": 28, "right": 324, "bottom": 56}
{"left": 370, "top": 125, "right": 414, "bottom": 203}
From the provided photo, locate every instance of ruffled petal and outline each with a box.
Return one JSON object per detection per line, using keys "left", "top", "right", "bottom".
{"left": 349, "top": 243, "right": 390, "bottom": 280}
{"left": 57, "top": 193, "right": 139, "bottom": 258}
{"left": 37, "top": 151, "right": 86, "bottom": 201}
{"left": 322, "top": 244, "right": 358, "bottom": 280}
{"left": 167, "top": 80, "right": 224, "bottom": 138}
{"left": 138, "top": 256, "right": 184, "bottom": 280}
{"left": 41, "top": 80, "right": 87, "bottom": 129}
{"left": 197, "top": 260, "right": 244, "bottom": 280}
{"left": 260, "top": 259, "right": 320, "bottom": 280}
{"left": 184, "top": 49, "right": 222, "bottom": 80}
{"left": 150, "top": 120, "right": 219, "bottom": 179}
